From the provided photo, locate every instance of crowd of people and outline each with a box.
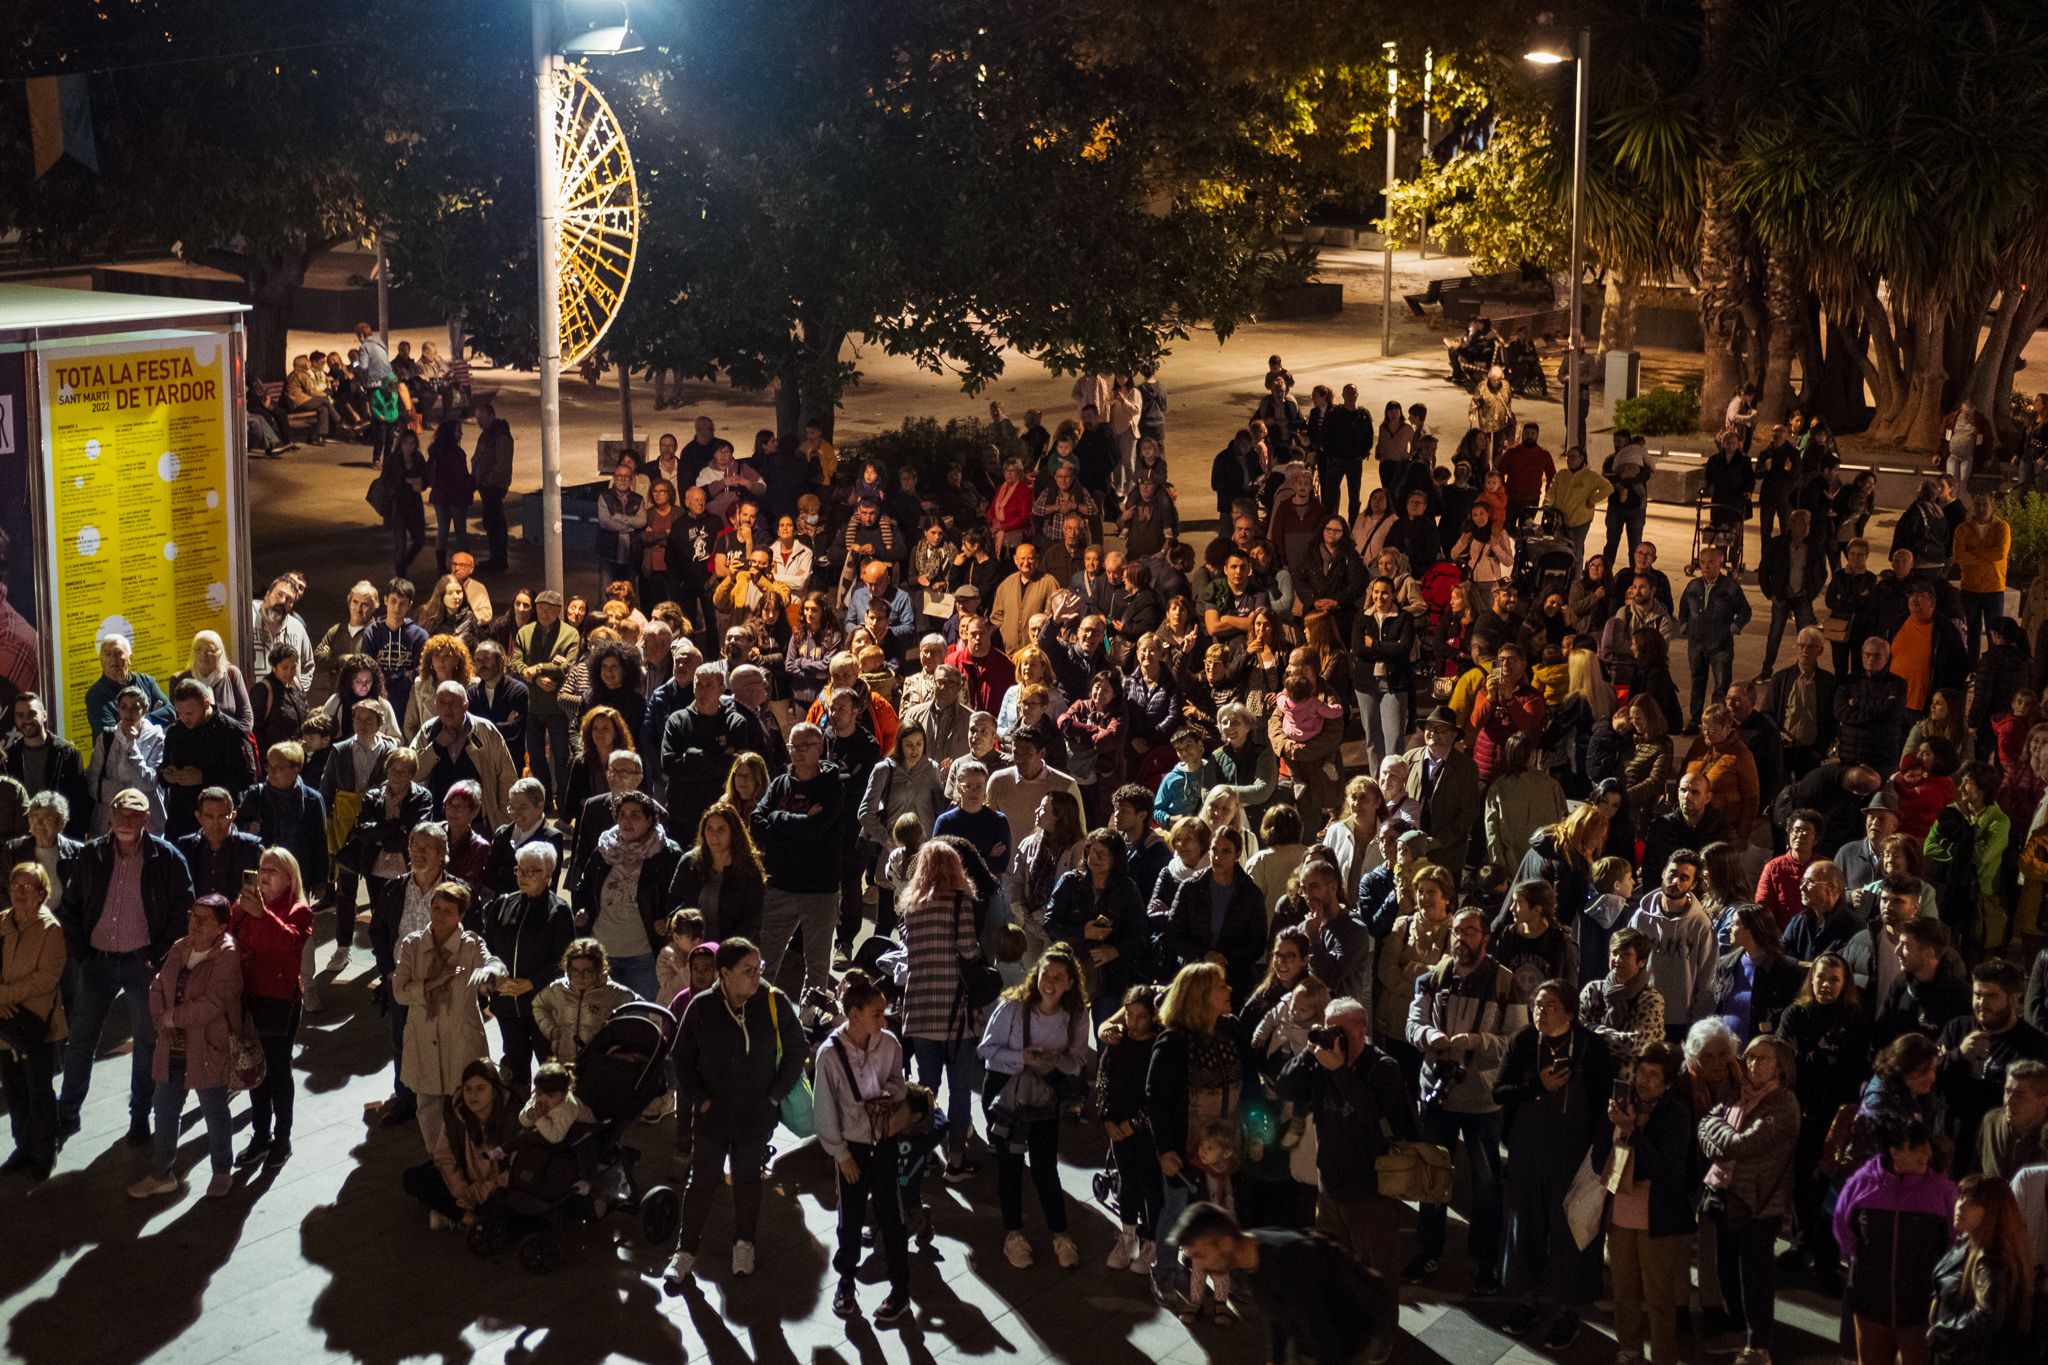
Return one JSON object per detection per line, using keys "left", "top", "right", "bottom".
{"left": 15, "top": 353, "right": 2048, "bottom": 1363}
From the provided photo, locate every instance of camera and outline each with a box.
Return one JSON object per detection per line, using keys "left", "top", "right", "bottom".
{"left": 1306, "top": 1025, "right": 1347, "bottom": 1054}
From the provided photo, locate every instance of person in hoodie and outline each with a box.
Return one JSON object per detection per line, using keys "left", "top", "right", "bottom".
{"left": 1628, "top": 850, "right": 1720, "bottom": 1042}
{"left": 814, "top": 967, "right": 913, "bottom": 1326}
{"left": 1834, "top": 1122, "right": 1958, "bottom": 1365}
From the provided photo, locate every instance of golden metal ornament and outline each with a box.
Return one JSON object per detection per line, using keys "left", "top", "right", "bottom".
{"left": 552, "top": 66, "right": 638, "bottom": 366}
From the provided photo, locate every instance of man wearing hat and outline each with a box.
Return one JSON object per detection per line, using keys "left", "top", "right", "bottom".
{"left": 1836, "top": 787, "right": 1903, "bottom": 891}
{"left": 512, "top": 589, "right": 582, "bottom": 811}
{"left": 55, "top": 786, "right": 196, "bottom": 1147}
{"left": 941, "top": 581, "right": 986, "bottom": 647}
{"left": 1398, "top": 707, "right": 1482, "bottom": 887}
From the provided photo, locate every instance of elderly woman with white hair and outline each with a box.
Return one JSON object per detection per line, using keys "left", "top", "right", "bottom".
{"left": 480, "top": 839, "right": 574, "bottom": 1089}
{"left": 172, "top": 630, "right": 253, "bottom": 733}
{"left": 481, "top": 776, "right": 564, "bottom": 899}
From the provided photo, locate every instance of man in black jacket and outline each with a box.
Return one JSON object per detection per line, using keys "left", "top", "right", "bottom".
{"left": 1175, "top": 1203, "right": 1397, "bottom": 1365}
{"left": 1275, "top": 996, "right": 1418, "bottom": 1286}
{"left": 1875, "top": 919, "right": 1971, "bottom": 1051}
{"left": 55, "top": 787, "right": 196, "bottom": 1144}
{"left": 660, "top": 664, "right": 740, "bottom": 846}
{"left": 750, "top": 724, "right": 845, "bottom": 1003}
{"left": 5, "top": 694, "right": 90, "bottom": 836}
{"left": 467, "top": 641, "right": 529, "bottom": 778}
{"left": 1937, "top": 958, "right": 2048, "bottom": 1168}
{"left": 160, "top": 677, "right": 258, "bottom": 838}
{"left": 1638, "top": 773, "right": 1728, "bottom": 895}
{"left": 176, "top": 787, "right": 264, "bottom": 900}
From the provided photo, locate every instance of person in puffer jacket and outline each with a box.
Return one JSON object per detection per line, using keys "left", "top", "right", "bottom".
{"left": 1833, "top": 1122, "right": 1957, "bottom": 1365}
{"left": 1698, "top": 1034, "right": 1801, "bottom": 1365}
{"left": 530, "top": 937, "right": 641, "bottom": 1063}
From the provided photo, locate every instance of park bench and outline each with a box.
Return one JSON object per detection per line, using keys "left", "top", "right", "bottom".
{"left": 256, "top": 380, "right": 323, "bottom": 439}
{"left": 448, "top": 357, "right": 499, "bottom": 417}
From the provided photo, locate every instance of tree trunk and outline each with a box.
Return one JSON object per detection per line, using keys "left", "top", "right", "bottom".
{"left": 1598, "top": 267, "right": 1639, "bottom": 362}
{"left": 618, "top": 366, "right": 635, "bottom": 446}
{"left": 1758, "top": 247, "right": 1803, "bottom": 425}
{"left": 1992, "top": 288, "right": 2048, "bottom": 445}
{"left": 1805, "top": 311, "right": 1871, "bottom": 434}
{"left": 774, "top": 369, "right": 803, "bottom": 451}
{"left": 1696, "top": 168, "right": 1750, "bottom": 434}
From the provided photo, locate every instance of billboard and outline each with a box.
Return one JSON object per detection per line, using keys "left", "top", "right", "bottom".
{"left": 0, "top": 353, "right": 41, "bottom": 716}
{"left": 37, "top": 334, "right": 240, "bottom": 748}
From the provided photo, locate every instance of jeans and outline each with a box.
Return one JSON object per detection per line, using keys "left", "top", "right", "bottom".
{"left": 759, "top": 888, "right": 837, "bottom": 1002}
{"left": 387, "top": 1000, "right": 414, "bottom": 1104}
{"left": 58, "top": 950, "right": 157, "bottom": 1126}
{"left": 1715, "top": 1213, "right": 1781, "bottom": 1350}
{"left": 677, "top": 1114, "right": 773, "bottom": 1254}
{"left": 1113, "top": 1130, "right": 1164, "bottom": 1240}
{"left": 1762, "top": 598, "right": 1816, "bottom": 676}
{"left": 1611, "top": 1225, "right": 1687, "bottom": 1364}
{"left": 908, "top": 1035, "right": 980, "bottom": 1160}
{"left": 433, "top": 496, "right": 472, "bottom": 568}
{"left": 0, "top": 1040, "right": 59, "bottom": 1171}
{"left": 1947, "top": 450, "right": 1975, "bottom": 492}
{"left": 834, "top": 1140, "right": 909, "bottom": 1294}
{"left": 244, "top": 997, "right": 301, "bottom": 1144}
{"left": 1414, "top": 1106, "right": 1505, "bottom": 1270}
{"left": 477, "top": 487, "right": 509, "bottom": 566}
{"left": 1962, "top": 589, "right": 2003, "bottom": 658}
{"left": 1686, "top": 643, "right": 1734, "bottom": 728}
{"left": 391, "top": 502, "right": 426, "bottom": 579}
{"left": 530, "top": 712, "right": 574, "bottom": 812}
{"left": 993, "top": 1114, "right": 1066, "bottom": 1234}
{"left": 1603, "top": 502, "right": 1646, "bottom": 568}
{"left": 1563, "top": 520, "right": 1590, "bottom": 567}
{"left": 611, "top": 952, "right": 658, "bottom": 1003}
{"left": 1356, "top": 688, "right": 1409, "bottom": 772}
{"left": 370, "top": 417, "right": 397, "bottom": 466}
{"left": 289, "top": 395, "right": 337, "bottom": 438}
{"left": 333, "top": 868, "right": 362, "bottom": 949}
{"left": 152, "top": 1058, "right": 232, "bottom": 1178}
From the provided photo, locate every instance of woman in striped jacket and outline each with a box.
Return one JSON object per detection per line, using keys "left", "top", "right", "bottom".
{"left": 892, "top": 840, "right": 987, "bottom": 1182}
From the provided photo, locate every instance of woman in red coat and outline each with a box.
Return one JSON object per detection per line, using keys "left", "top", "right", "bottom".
{"left": 232, "top": 847, "right": 314, "bottom": 1169}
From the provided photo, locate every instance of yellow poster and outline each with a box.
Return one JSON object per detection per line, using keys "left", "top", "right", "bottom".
{"left": 41, "top": 336, "right": 238, "bottom": 748}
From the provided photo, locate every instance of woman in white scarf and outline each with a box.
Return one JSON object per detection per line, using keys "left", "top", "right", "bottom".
{"left": 576, "top": 790, "right": 678, "bottom": 1002}
{"left": 173, "top": 629, "right": 253, "bottom": 732}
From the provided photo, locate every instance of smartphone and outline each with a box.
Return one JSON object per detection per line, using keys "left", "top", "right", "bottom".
{"left": 242, "top": 868, "right": 260, "bottom": 894}
{"left": 1612, "top": 1080, "right": 1634, "bottom": 1107}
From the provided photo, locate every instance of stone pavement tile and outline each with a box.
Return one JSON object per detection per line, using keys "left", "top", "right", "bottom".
{"left": 1412, "top": 1305, "right": 1516, "bottom": 1365}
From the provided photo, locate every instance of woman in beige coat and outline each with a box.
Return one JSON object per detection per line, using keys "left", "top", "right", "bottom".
{"left": 392, "top": 881, "right": 504, "bottom": 1155}
{"left": 0, "top": 862, "right": 67, "bottom": 1180}
{"left": 1374, "top": 862, "right": 1455, "bottom": 1062}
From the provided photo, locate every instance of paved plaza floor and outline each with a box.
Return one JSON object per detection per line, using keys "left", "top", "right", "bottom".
{"left": 3, "top": 934, "right": 1851, "bottom": 1365}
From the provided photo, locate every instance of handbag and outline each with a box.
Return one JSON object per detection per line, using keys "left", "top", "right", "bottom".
{"left": 1698, "top": 1180, "right": 1759, "bottom": 1232}
{"left": 1374, "top": 1117, "right": 1454, "bottom": 1204}
{"left": 765, "top": 988, "right": 815, "bottom": 1139}
{"left": 1817, "top": 1100, "right": 1862, "bottom": 1180}
{"left": 366, "top": 474, "right": 394, "bottom": 519}
{"left": 956, "top": 893, "right": 1003, "bottom": 1014}
{"left": 227, "top": 1014, "right": 268, "bottom": 1095}
{"left": 1564, "top": 1152, "right": 1607, "bottom": 1250}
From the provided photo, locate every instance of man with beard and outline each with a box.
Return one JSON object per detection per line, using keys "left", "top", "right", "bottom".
{"left": 1626, "top": 850, "right": 1719, "bottom": 1041}
{"left": 1937, "top": 959, "right": 2048, "bottom": 1168}
{"left": 1638, "top": 774, "right": 1726, "bottom": 902}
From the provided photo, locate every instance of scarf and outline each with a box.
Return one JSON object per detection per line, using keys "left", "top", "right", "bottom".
{"left": 423, "top": 929, "right": 459, "bottom": 1018}
{"left": 1025, "top": 835, "right": 1069, "bottom": 917}
{"left": 1601, "top": 966, "right": 1654, "bottom": 1010}
{"left": 598, "top": 817, "right": 666, "bottom": 871}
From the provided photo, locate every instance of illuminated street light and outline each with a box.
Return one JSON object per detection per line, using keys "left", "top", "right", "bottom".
{"left": 1525, "top": 15, "right": 1590, "bottom": 453}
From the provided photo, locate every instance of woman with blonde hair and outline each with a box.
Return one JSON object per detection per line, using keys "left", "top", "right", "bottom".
{"left": 1199, "top": 785, "right": 1259, "bottom": 860}
{"left": 998, "top": 646, "right": 1067, "bottom": 741}
{"left": 173, "top": 629, "right": 253, "bottom": 733}
{"left": 1316, "top": 774, "right": 1386, "bottom": 908}
{"left": 1144, "top": 959, "right": 1242, "bottom": 1302}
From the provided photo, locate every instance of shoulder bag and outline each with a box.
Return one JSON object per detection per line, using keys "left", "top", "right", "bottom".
{"left": 1374, "top": 1115, "right": 1453, "bottom": 1204}
{"left": 0, "top": 931, "right": 47, "bottom": 1053}
{"left": 957, "top": 892, "right": 1003, "bottom": 1013}
{"left": 766, "top": 988, "right": 815, "bottom": 1139}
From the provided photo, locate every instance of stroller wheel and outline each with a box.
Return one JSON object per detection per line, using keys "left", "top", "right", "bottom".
{"left": 640, "top": 1185, "right": 681, "bottom": 1247}
{"left": 465, "top": 1219, "right": 507, "bottom": 1259}
{"left": 1092, "top": 1170, "right": 1117, "bottom": 1209}
{"left": 518, "top": 1230, "right": 561, "bottom": 1275}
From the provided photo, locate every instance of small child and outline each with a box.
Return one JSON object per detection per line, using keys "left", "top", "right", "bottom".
{"left": 1583, "top": 855, "right": 1636, "bottom": 979}
{"left": 1273, "top": 667, "right": 1343, "bottom": 746}
{"left": 877, "top": 810, "right": 926, "bottom": 939}
{"left": 655, "top": 909, "right": 708, "bottom": 1011}
{"left": 1095, "top": 984, "right": 1163, "bottom": 1275}
{"left": 1495, "top": 879, "right": 1575, "bottom": 1005}
{"left": 665, "top": 939, "right": 718, "bottom": 1158}
{"left": 520, "top": 1060, "right": 596, "bottom": 1144}
{"left": 297, "top": 713, "right": 336, "bottom": 794}
{"left": 1245, "top": 804, "right": 1311, "bottom": 917}
{"left": 993, "top": 922, "right": 1029, "bottom": 991}
{"left": 1252, "top": 975, "right": 1330, "bottom": 1064}
{"left": 1532, "top": 643, "right": 1569, "bottom": 709}
{"left": 1182, "top": 1121, "right": 1243, "bottom": 1323}
{"left": 1152, "top": 730, "right": 1210, "bottom": 825}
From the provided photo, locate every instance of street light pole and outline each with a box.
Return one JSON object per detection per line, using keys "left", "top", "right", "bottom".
{"left": 1419, "top": 52, "right": 1432, "bottom": 260}
{"left": 1382, "top": 56, "right": 1397, "bottom": 359}
{"left": 533, "top": 0, "right": 565, "bottom": 598}
{"left": 1564, "top": 28, "right": 1590, "bottom": 455}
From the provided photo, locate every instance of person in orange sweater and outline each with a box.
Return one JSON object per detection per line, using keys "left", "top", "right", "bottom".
{"left": 1681, "top": 703, "right": 1760, "bottom": 841}
{"left": 1951, "top": 492, "right": 2011, "bottom": 657}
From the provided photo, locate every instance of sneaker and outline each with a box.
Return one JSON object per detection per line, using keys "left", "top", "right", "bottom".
{"left": 1052, "top": 1234, "right": 1079, "bottom": 1268}
{"left": 873, "top": 1293, "right": 912, "bottom": 1326}
{"left": 233, "top": 1138, "right": 272, "bottom": 1169}
{"left": 329, "top": 944, "right": 352, "bottom": 970}
{"left": 265, "top": 1138, "right": 293, "bottom": 1168}
{"left": 832, "top": 1280, "right": 858, "bottom": 1318}
{"left": 205, "top": 1172, "right": 234, "bottom": 1199}
{"left": 1130, "top": 1239, "right": 1156, "bottom": 1274}
{"left": 302, "top": 982, "right": 324, "bottom": 1013}
{"left": 1106, "top": 1227, "right": 1137, "bottom": 1270}
{"left": 1541, "top": 1311, "right": 1582, "bottom": 1351}
{"left": 1003, "top": 1231, "right": 1033, "bottom": 1268}
{"left": 641, "top": 1093, "right": 677, "bottom": 1123}
{"left": 732, "top": 1240, "right": 755, "bottom": 1276}
{"left": 663, "top": 1250, "right": 695, "bottom": 1291}
{"left": 1207, "top": 1300, "right": 1236, "bottom": 1326}
{"left": 1400, "top": 1253, "right": 1439, "bottom": 1285}
{"left": 127, "top": 1173, "right": 180, "bottom": 1199}
{"left": 942, "top": 1159, "right": 978, "bottom": 1184}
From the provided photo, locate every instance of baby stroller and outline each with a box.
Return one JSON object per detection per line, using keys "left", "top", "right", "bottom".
{"left": 1687, "top": 494, "right": 1746, "bottom": 574}
{"left": 477, "top": 1000, "right": 684, "bottom": 1273}
{"left": 1511, "top": 507, "right": 1576, "bottom": 606}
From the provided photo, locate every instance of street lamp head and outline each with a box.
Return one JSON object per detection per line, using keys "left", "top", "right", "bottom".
{"left": 562, "top": 1, "right": 643, "bottom": 55}
{"left": 1525, "top": 12, "right": 1573, "bottom": 64}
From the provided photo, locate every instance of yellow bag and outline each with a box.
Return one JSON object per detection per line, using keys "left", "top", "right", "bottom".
{"left": 1375, "top": 1119, "right": 1454, "bottom": 1204}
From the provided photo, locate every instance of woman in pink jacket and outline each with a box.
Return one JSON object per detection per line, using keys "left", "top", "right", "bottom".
{"left": 232, "top": 848, "right": 314, "bottom": 1170}
{"left": 131, "top": 894, "right": 245, "bottom": 1201}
